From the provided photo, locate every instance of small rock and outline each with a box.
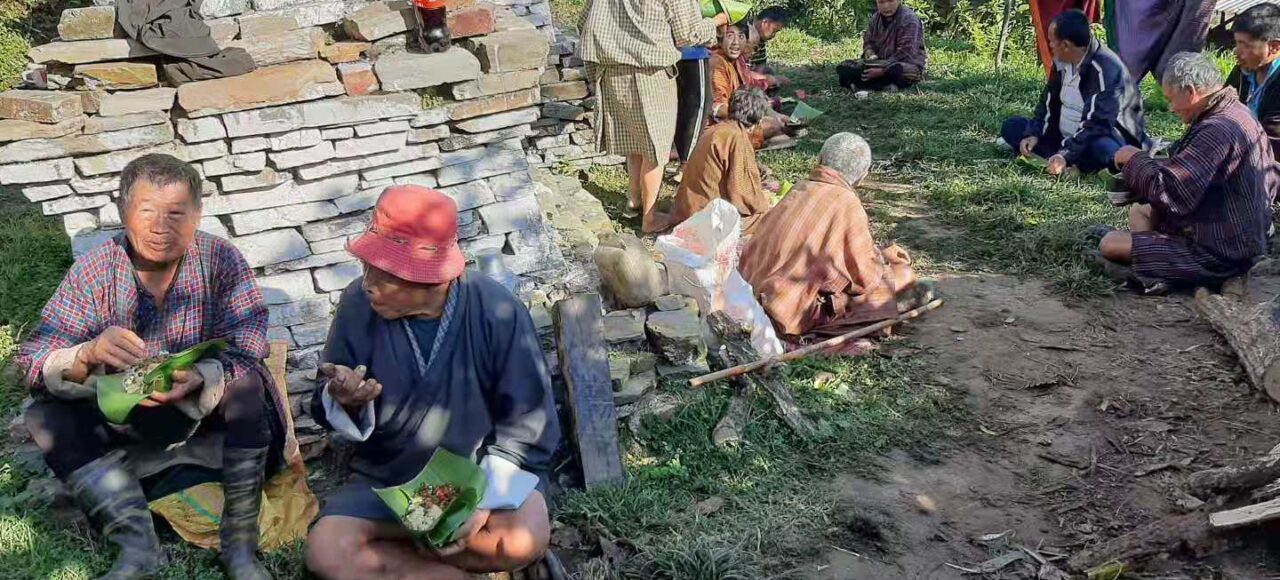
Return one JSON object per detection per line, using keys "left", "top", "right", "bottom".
{"left": 594, "top": 233, "right": 662, "bottom": 309}
{"left": 629, "top": 352, "right": 657, "bottom": 374}
{"left": 603, "top": 309, "right": 645, "bottom": 344}
{"left": 646, "top": 307, "right": 706, "bottom": 366}
{"left": 614, "top": 370, "right": 655, "bottom": 406}
{"left": 694, "top": 496, "right": 725, "bottom": 516}
{"left": 654, "top": 294, "right": 686, "bottom": 312}
{"left": 608, "top": 355, "right": 630, "bottom": 388}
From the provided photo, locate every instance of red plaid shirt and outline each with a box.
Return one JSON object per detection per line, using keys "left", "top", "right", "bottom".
{"left": 16, "top": 231, "right": 270, "bottom": 389}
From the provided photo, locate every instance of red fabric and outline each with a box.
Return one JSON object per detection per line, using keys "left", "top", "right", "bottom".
{"left": 1031, "top": 0, "right": 1101, "bottom": 75}
{"left": 347, "top": 185, "right": 467, "bottom": 284}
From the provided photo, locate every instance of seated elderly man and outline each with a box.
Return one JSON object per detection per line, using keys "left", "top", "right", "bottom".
{"left": 305, "top": 185, "right": 562, "bottom": 580}
{"left": 16, "top": 153, "right": 283, "bottom": 580}
{"left": 836, "top": 0, "right": 927, "bottom": 94}
{"left": 1098, "top": 52, "right": 1277, "bottom": 294}
{"left": 711, "top": 23, "right": 788, "bottom": 149}
{"left": 1227, "top": 3, "right": 1280, "bottom": 160}
{"left": 740, "top": 133, "right": 922, "bottom": 342}
{"left": 670, "top": 87, "right": 772, "bottom": 234}
{"left": 1000, "top": 9, "right": 1149, "bottom": 176}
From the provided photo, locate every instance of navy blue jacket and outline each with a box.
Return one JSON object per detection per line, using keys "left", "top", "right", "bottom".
{"left": 1025, "top": 38, "right": 1150, "bottom": 166}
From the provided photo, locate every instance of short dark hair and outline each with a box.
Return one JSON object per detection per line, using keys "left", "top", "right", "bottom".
{"left": 729, "top": 86, "right": 770, "bottom": 126}
{"left": 119, "top": 153, "right": 203, "bottom": 209}
{"left": 1234, "top": 3, "right": 1280, "bottom": 42}
{"left": 758, "top": 6, "right": 789, "bottom": 25}
{"left": 1051, "top": 9, "right": 1092, "bottom": 48}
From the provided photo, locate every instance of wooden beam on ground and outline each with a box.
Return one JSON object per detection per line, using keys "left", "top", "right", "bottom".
{"left": 554, "top": 293, "right": 625, "bottom": 489}
{"left": 1210, "top": 497, "right": 1280, "bottom": 529}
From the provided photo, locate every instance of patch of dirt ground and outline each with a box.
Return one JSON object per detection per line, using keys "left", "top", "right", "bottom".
{"left": 804, "top": 271, "right": 1280, "bottom": 579}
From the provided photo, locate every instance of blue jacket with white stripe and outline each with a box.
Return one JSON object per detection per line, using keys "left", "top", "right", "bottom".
{"left": 1025, "top": 38, "right": 1151, "bottom": 166}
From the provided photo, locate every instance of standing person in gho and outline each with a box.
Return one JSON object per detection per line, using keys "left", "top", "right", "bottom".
{"left": 579, "top": 0, "right": 728, "bottom": 233}
{"left": 16, "top": 153, "right": 287, "bottom": 580}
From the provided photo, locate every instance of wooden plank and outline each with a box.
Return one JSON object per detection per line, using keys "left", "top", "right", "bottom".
{"left": 1210, "top": 497, "right": 1280, "bottom": 529}
{"left": 553, "top": 293, "right": 625, "bottom": 489}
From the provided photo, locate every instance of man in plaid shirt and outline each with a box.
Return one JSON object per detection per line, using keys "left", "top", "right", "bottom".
{"left": 16, "top": 154, "right": 280, "bottom": 580}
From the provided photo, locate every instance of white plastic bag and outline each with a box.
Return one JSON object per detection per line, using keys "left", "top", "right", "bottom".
{"left": 655, "top": 200, "right": 784, "bottom": 357}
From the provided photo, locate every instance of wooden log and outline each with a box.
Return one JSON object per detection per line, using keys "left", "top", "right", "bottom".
{"left": 1210, "top": 497, "right": 1280, "bottom": 529}
{"left": 1066, "top": 513, "right": 1221, "bottom": 571}
{"left": 706, "top": 312, "right": 818, "bottom": 438}
{"left": 712, "top": 386, "right": 752, "bottom": 448}
{"left": 690, "top": 299, "right": 943, "bottom": 388}
{"left": 1186, "top": 452, "right": 1280, "bottom": 498}
{"left": 1193, "top": 259, "right": 1280, "bottom": 403}
{"left": 554, "top": 293, "right": 625, "bottom": 489}
{"left": 1250, "top": 478, "right": 1280, "bottom": 503}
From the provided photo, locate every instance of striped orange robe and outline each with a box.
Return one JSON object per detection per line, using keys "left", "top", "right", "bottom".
{"left": 738, "top": 166, "right": 916, "bottom": 338}
{"left": 669, "top": 121, "right": 769, "bottom": 233}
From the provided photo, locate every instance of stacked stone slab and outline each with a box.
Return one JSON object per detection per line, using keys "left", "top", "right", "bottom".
{"left": 2, "top": 0, "right": 619, "bottom": 450}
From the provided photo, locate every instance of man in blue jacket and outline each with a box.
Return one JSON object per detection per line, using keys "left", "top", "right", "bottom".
{"left": 1001, "top": 9, "right": 1150, "bottom": 176}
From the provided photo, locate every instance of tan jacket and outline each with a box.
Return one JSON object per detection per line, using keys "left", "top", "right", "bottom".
{"left": 578, "top": 0, "right": 718, "bottom": 68}
{"left": 670, "top": 121, "right": 769, "bottom": 234}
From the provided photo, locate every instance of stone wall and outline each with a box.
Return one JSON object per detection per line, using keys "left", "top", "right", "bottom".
{"left": 0, "top": 0, "right": 617, "bottom": 452}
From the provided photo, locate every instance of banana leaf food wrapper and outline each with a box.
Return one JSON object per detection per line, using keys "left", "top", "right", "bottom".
{"left": 374, "top": 448, "right": 488, "bottom": 549}
{"left": 1016, "top": 155, "right": 1049, "bottom": 171}
{"left": 97, "top": 339, "right": 227, "bottom": 424}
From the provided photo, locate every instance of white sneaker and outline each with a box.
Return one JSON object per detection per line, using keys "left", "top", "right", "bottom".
{"left": 994, "top": 137, "right": 1009, "bottom": 149}
{"left": 854, "top": 90, "right": 871, "bottom": 100}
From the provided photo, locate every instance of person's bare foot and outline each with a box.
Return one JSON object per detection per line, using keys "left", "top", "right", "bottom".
{"left": 641, "top": 212, "right": 670, "bottom": 235}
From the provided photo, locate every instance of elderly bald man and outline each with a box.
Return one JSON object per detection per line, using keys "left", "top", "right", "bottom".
{"left": 739, "top": 133, "right": 924, "bottom": 342}
{"left": 1099, "top": 52, "right": 1277, "bottom": 294}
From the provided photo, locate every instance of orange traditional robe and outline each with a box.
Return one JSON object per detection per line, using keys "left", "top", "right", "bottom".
{"left": 669, "top": 121, "right": 769, "bottom": 233}
{"left": 709, "top": 51, "right": 765, "bottom": 148}
{"left": 739, "top": 166, "right": 916, "bottom": 338}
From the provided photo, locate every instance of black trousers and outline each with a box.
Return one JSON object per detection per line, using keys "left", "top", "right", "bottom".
{"left": 26, "top": 370, "right": 275, "bottom": 480}
{"left": 674, "top": 58, "right": 713, "bottom": 163}
{"left": 837, "top": 60, "right": 919, "bottom": 91}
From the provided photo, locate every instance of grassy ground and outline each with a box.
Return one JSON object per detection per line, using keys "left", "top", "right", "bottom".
{"left": 0, "top": 10, "right": 1214, "bottom": 580}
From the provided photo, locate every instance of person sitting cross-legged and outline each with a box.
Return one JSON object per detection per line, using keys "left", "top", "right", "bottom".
{"left": 1097, "top": 52, "right": 1278, "bottom": 295}
{"left": 304, "top": 185, "right": 562, "bottom": 580}
{"left": 1000, "top": 9, "right": 1149, "bottom": 176}
{"left": 837, "top": 0, "right": 927, "bottom": 94}
{"left": 739, "top": 133, "right": 927, "bottom": 344}
{"left": 670, "top": 86, "right": 773, "bottom": 234}
{"left": 16, "top": 153, "right": 287, "bottom": 580}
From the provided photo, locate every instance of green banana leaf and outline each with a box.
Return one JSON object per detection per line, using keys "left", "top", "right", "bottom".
{"left": 699, "top": 0, "right": 752, "bottom": 23}
{"left": 96, "top": 339, "right": 228, "bottom": 424}
{"left": 788, "top": 101, "right": 824, "bottom": 124}
{"left": 778, "top": 180, "right": 794, "bottom": 197}
{"left": 1016, "top": 155, "right": 1049, "bottom": 171}
{"left": 374, "top": 448, "right": 488, "bottom": 549}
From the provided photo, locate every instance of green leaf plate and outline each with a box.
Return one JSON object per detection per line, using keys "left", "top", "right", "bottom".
{"left": 96, "top": 339, "right": 227, "bottom": 424}
{"left": 374, "top": 448, "right": 488, "bottom": 549}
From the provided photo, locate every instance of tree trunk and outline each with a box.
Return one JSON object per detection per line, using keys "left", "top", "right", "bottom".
{"left": 1193, "top": 260, "right": 1280, "bottom": 403}
{"left": 996, "top": 0, "right": 1015, "bottom": 67}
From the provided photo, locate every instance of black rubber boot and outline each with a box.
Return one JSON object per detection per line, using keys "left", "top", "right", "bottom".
{"left": 66, "top": 451, "right": 166, "bottom": 580}
{"left": 219, "top": 446, "right": 272, "bottom": 580}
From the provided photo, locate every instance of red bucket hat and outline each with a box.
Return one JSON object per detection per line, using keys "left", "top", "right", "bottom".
{"left": 347, "top": 185, "right": 466, "bottom": 284}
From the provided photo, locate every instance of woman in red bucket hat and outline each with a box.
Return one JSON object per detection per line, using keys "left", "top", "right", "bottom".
{"left": 305, "top": 185, "right": 567, "bottom": 579}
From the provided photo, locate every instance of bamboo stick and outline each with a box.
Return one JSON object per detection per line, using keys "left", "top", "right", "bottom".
{"left": 689, "top": 298, "right": 944, "bottom": 388}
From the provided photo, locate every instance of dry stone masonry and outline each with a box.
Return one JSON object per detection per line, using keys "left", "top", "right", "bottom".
{"left": 3, "top": 0, "right": 617, "bottom": 455}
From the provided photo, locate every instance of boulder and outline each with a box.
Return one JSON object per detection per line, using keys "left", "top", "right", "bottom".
{"left": 594, "top": 233, "right": 662, "bottom": 308}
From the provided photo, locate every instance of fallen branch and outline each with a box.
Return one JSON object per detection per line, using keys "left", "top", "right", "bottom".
{"left": 1210, "top": 496, "right": 1280, "bottom": 529}
{"left": 690, "top": 299, "right": 944, "bottom": 388}
{"left": 1186, "top": 451, "right": 1280, "bottom": 498}
{"left": 1066, "top": 513, "right": 1222, "bottom": 571}
{"left": 1193, "top": 259, "right": 1280, "bottom": 402}
{"left": 712, "top": 385, "right": 752, "bottom": 448}
{"left": 705, "top": 312, "right": 818, "bottom": 438}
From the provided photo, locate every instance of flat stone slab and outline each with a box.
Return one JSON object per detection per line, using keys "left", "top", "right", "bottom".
{"left": 0, "top": 122, "right": 175, "bottom": 164}
{"left": 0, "top": 116, "right": 84, "bottom": 142}
{"left": 229, "top": 27, "right": 323, "bottom": 67}
{"left": 57, "top": 7, "right": 119, "bottom": 41}
{"left": 645, "top": 307, "right": 707, "bottom": 367}
{"left": 614, "top": 370, "right": 655, "bottom": 406}
{"left": 28, "top": 39, "right": 156, "bottom": 64}
{"left": 178, "top": 60, "right": 343, "bottom": 117}
{"left": 374, "top": 48, "right": 482, "bottom": 91}
{"left": 220, "top": 92, "right": 421, "bottom": 137}
{"left": 603, "top": 309, "right": 646, "bottom": 344}
{"left": 0, "top": 90, "right": 84, "bottom": 123}
{"left": 97, "top": 88, "right": 176, "bottom": 117}
{"left": 73, "top": 62, "right": 159, "bottom": 90}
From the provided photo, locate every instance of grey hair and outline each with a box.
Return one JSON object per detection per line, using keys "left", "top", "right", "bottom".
{"left": 1162, "top": 52, "right": 1224, "bottom": 93}
{"left": 818, "top": 133, "right": 873, "bottom": 186}
{"left": 118, "top": 153, "right": 203, "bottom": 210}
{"left": 729, "top": 87, "right": 770, "bottom": 127}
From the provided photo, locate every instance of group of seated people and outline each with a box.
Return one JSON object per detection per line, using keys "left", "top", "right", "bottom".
{"left": 1003, "top": 6, "right": 1280, "bottom": 294}
{"left": 17, "top": 154, "right": 562, "bottom": 580}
